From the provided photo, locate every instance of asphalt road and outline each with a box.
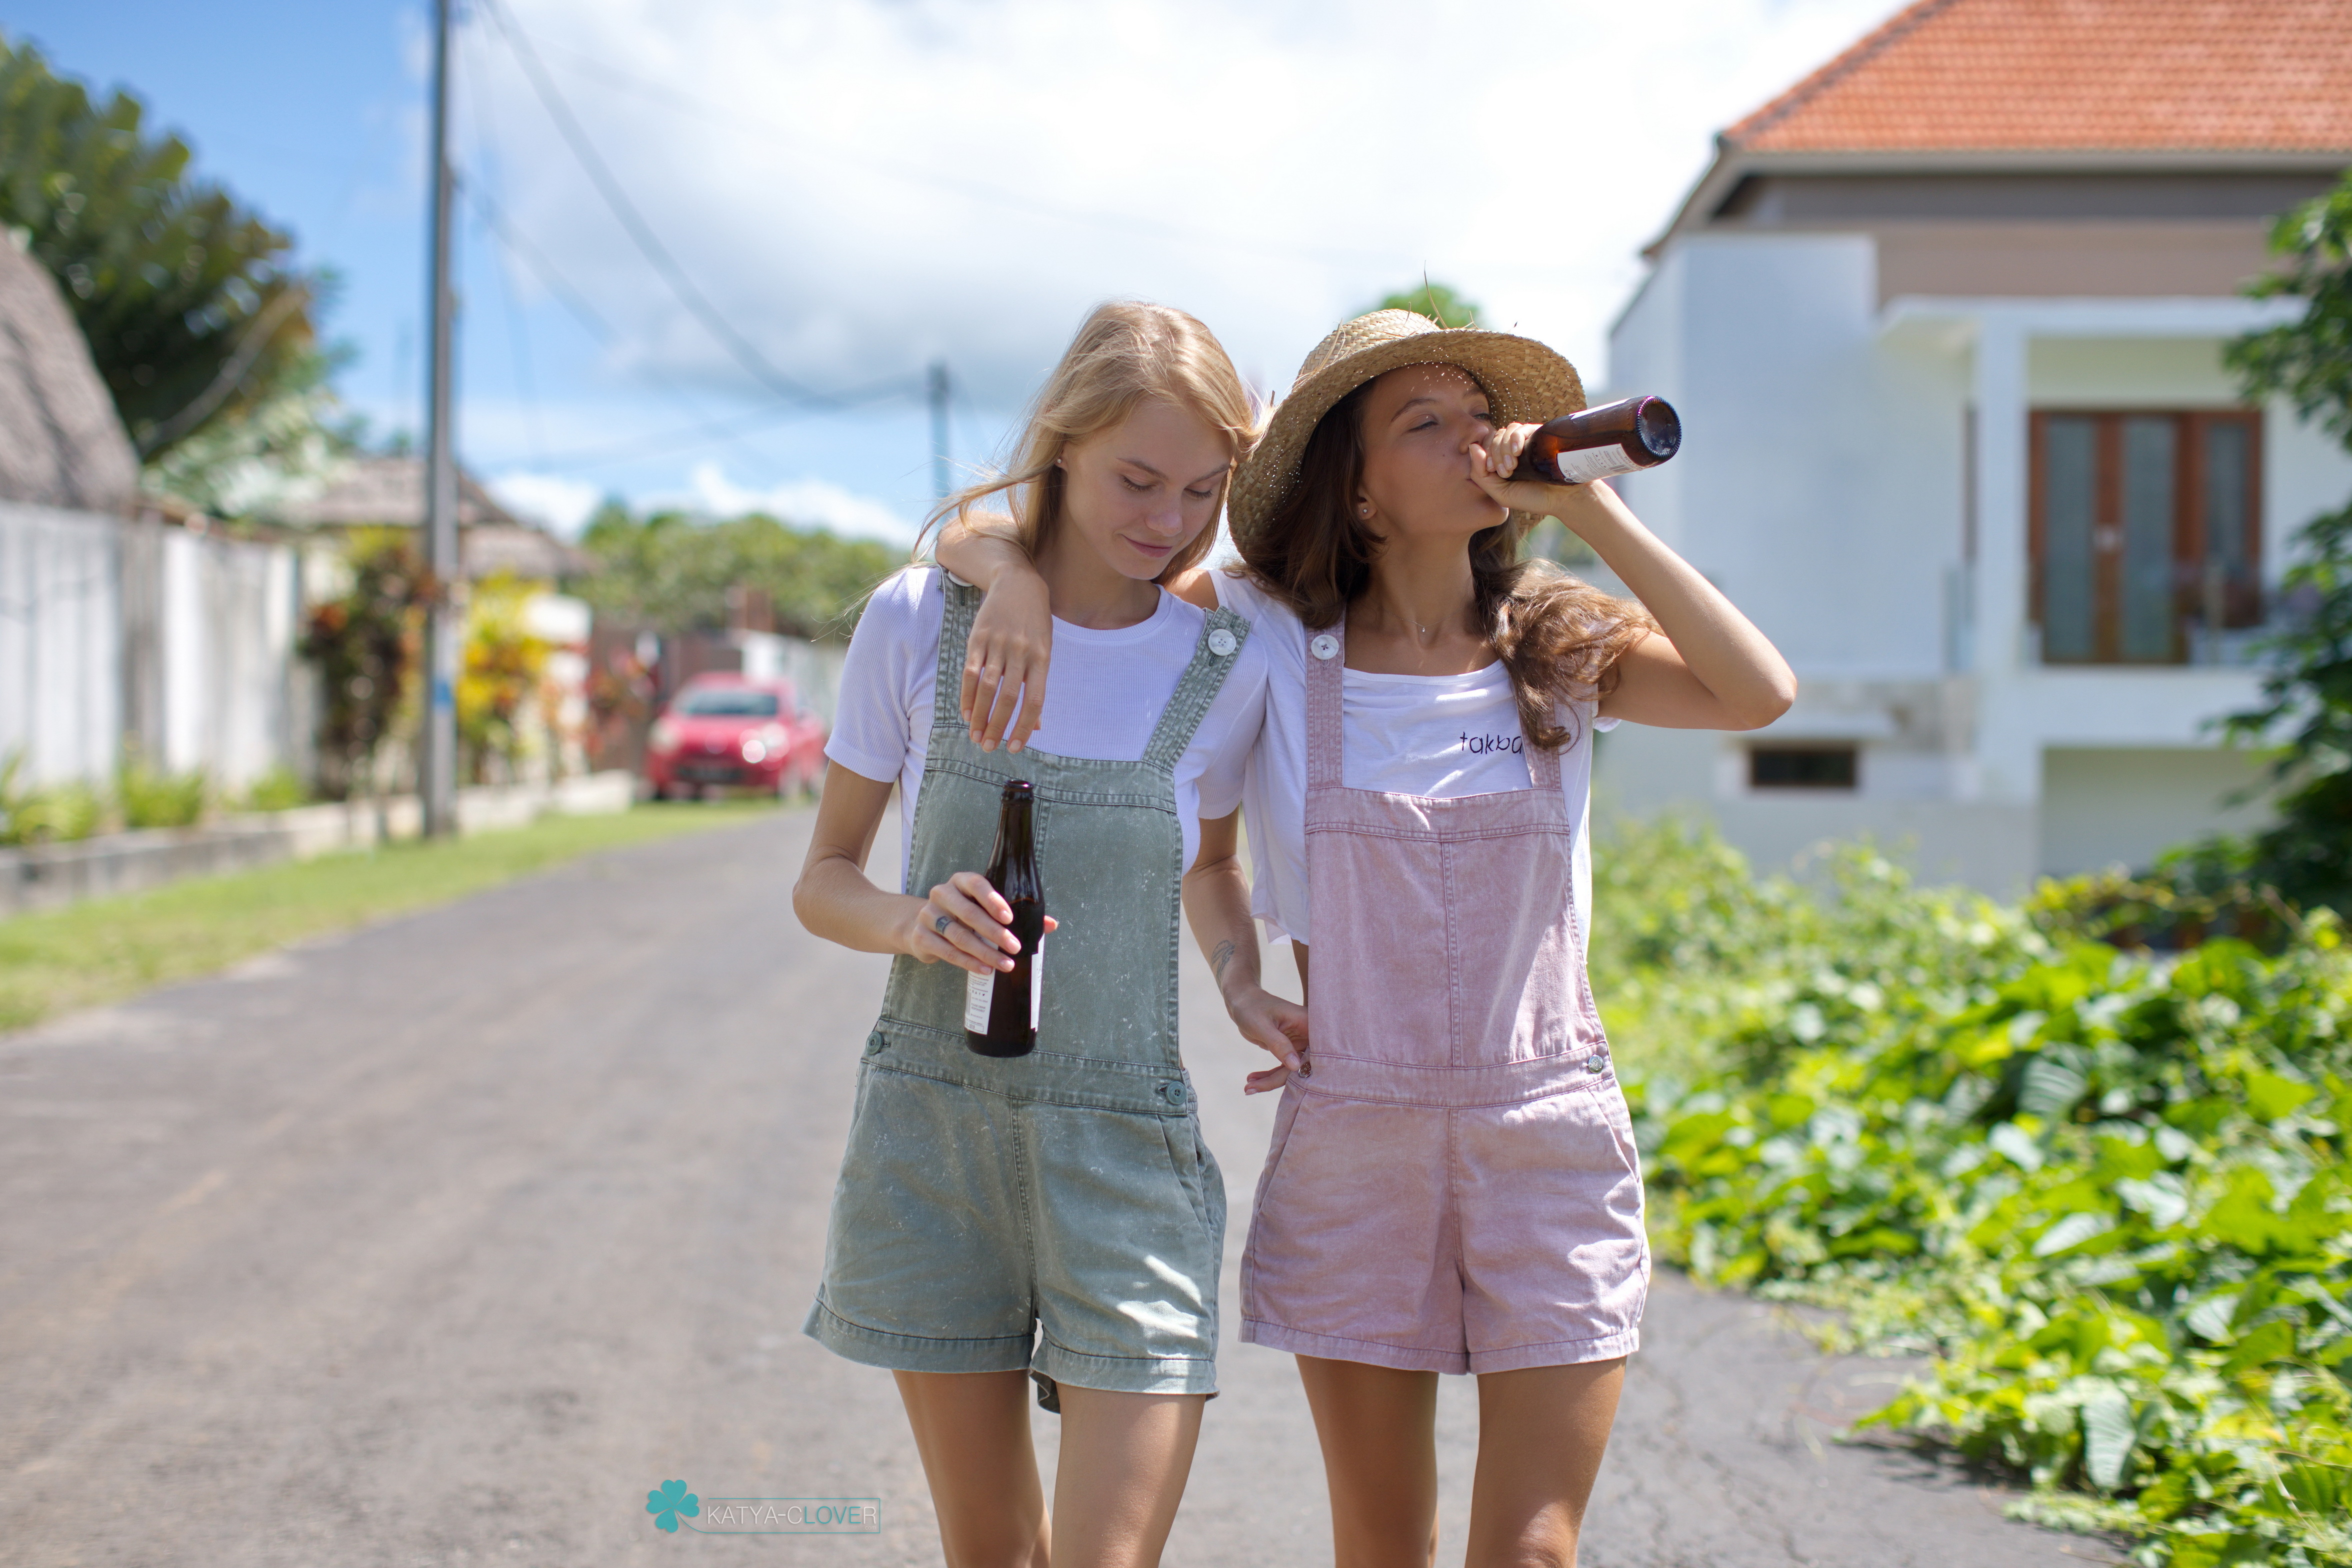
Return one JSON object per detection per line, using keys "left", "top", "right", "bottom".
{"left": 0, "top": 809, "right": 2120, "bottom": 1566}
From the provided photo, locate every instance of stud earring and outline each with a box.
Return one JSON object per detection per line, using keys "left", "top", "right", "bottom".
{"left": 1358, "top": 504, "right": 1372, "bottom": 518}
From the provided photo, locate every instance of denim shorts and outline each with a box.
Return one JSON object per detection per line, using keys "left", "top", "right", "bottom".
{"left": 804, "top": 1036, "right": 1226, "bottom": 1398}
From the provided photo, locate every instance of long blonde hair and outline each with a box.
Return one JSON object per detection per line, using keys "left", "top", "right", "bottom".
{"left": 921, "top": 302, "right": 1258, "bottom": 584}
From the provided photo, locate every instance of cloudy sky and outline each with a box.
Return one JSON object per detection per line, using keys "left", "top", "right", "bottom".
{"left": 8, "top": 0, "right": 1906, "bottom": 542}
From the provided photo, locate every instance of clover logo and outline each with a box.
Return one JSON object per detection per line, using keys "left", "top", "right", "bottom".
{"left": 646, "top": 1479, "right": 700, "bottom": 1533}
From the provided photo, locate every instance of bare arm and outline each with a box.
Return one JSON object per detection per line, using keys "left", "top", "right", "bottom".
{"left": 1181, "top": 810, "right": 1308, "bottom": 1093}
{"left": 934, "top": 512, "right": 1052, "bottom": 753}
{"left": 792, "top": 760, "right": 1054, "bottom": 973}
{"left": 1476, "top": 432, "right": 1797, "bottom": 731}
{"left": 933, "top": 514, "right": 1228, "bottom": 747}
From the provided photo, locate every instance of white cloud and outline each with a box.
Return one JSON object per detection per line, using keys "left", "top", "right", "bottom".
{"left": 678, "top": 462, "right": 921, "bottom": 546}
{"left": 486, "top": 470, "right": 607, "bottom": 537}
{"left": 463, "top": 0, "right": 1908, "bottom": 414}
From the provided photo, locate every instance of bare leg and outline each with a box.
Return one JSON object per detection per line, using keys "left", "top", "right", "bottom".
{"left": 1296, "top": 1355, "right": 1441, "bottom": 1568}
{"left": 894, "top": 1370, "right": 1051, "bottom": 1568}
{"left": 1048, "top": 1386, "right": 1208, "bottom": 1568}
{"left": 1463, "top": 1359, "right": 1625, "bottom": 1568}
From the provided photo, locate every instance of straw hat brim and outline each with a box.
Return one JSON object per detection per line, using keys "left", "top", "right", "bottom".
{"left": 1228, "top": 320, "right": 1586, "bottom": 552}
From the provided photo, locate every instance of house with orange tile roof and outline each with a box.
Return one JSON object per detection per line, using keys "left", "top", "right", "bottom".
{"left": 1596, "top": 0, "right": 2352, "bottom": 892}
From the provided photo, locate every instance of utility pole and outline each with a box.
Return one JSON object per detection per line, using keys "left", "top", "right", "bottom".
{"left": 928, "top": 359, "right": 951, "bottom": 500}
{"left": 420, "top": 0, "right": 460, "bottom": 837}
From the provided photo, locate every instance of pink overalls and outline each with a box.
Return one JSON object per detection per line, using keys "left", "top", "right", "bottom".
{"left": 1238, "top": 621, "right": 1648, "bottom": 1374}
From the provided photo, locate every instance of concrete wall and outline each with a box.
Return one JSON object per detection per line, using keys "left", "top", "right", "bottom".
{"left": 158, "top": 523, "right": 302, "bottom": 788}
{"left": 2038, "top": 746, "right": 2276, "bottom": 878}
{"left": 0, "top": 501, "right": 122, "bottom": 786}
{"left": 0, "top": 502, "right": 303, "bottom": 793}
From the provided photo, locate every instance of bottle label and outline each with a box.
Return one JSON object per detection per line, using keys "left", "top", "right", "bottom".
{"left": 1542, "top": 446, "right": 1642, "bottom": 485}
{"left": 962, "top": 944, "right": 1042, "bottom": 1036}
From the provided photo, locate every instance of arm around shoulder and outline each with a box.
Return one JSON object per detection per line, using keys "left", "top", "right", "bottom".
{"left": 933, "top": 510, "right": 1054, "bottom": 753}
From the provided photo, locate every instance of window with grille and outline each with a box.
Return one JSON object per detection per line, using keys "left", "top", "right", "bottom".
{"left": 2030, "top": 410, "right": 2262, "bottom": 665}
{"left": 1750, "top": 745, "right": 1858, "bottom": 790}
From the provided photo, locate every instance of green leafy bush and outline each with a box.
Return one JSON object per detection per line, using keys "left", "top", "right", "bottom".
{"left": 118, "top": 756, "right": 208, "bottom": 829}
{"left": 1594, "top": 822, "right": 2352, "bottom": 1566}
{"left": 0, "top": 753, "right": 104, "bottom": 846}
{"left": 239, "top": 768, "right": 310, "bottom": 812}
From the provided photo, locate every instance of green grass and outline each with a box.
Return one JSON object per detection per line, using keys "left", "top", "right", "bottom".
{"left": 0, "top": 802, "right": 782, "bottom": 1032}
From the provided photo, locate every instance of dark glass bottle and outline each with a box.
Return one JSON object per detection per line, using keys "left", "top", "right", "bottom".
{"left": 1518, "top": 395, "right": 1682, "bottom": 486}
{"left": 962, "top": 780, "right": 1045, "bottom": 1058}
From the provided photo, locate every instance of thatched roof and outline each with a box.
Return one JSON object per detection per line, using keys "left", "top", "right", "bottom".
{"left": 278, "top": 454, "right": 590, "bottom": 580}
{"left": 0, "top": 238, "right": 138, "bottom": 512}
{"left": 278, "top": 454, "right": 519, "bottom": 529}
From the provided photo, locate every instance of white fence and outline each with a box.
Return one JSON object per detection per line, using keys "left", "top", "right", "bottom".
{"left": 0, "top": 501, "right": 303, "bottom": 790}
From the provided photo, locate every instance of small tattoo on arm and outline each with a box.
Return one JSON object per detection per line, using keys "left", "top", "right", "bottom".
{"left": 1210, "top": 940, "right": 1236, "bottom": 980}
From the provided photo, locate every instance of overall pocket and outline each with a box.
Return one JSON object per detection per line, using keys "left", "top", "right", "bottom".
{"left": 1160, "top": 1113, "right": 1219, "bottom": 1237}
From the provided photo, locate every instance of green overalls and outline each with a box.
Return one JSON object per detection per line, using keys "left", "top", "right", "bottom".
{"left": 804, "top": 579, "right": 1250, "bottom": 1400}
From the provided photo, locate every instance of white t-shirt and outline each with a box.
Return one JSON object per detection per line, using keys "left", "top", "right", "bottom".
{"left": 1215, "top": 569, "right": 1616, "bottom": 949}
{"left": 827, "top": 566, "right": 1270, "bottom": 883}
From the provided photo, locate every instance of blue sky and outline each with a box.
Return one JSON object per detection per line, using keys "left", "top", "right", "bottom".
{"left": 7, "top": 0, "right": 1906, "bottom": 542}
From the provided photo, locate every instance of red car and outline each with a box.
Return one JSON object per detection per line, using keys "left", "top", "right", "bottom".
{"left": 645, "top": 674, "right": 828, "bottom": 800}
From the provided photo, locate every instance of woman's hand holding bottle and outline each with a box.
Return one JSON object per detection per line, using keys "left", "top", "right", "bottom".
{"left": 906, "top": 871, "right": 1058, "bottom": 976}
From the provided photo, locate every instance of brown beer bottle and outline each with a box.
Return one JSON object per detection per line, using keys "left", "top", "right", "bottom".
{"left": 1518, "top": 395, "right": 1682, "bottom": 486}
{"left": 962, "top": 780, "right": 1045, "bottom": 1058}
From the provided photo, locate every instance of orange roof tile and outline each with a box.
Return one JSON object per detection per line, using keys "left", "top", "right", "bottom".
{"left": 1728, "top": 0, "right": 2352, "bottom": 156}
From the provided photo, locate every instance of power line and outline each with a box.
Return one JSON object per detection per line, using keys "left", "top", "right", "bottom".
{"left": 516, "top": 29, "right": 1422, "bottom": 272}
{"left": 477, "top": 0, "right": 919, "bottom": 412}
{"left": 460, "top": 178, "right": 917, "bottom": 475}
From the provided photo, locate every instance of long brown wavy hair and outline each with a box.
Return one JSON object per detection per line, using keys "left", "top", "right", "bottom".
{"left": 1239, "top": 378, "right": 1656, "bottom": 750}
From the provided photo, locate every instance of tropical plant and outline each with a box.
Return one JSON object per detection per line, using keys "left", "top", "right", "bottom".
{"left": 2214, "top": 171, "right": 2352, "bottom": 916}
{"left": 457, "top": 574, "right": 553, "bottom": 784}
{"left": 0, "top": 34, "right": 322, "bottom": 459}
{"left": 1592, "top": 821, "right": 2352, "bottom": 1567}
{"left": 298, "top": 530, "right": 423, "bottom": 802}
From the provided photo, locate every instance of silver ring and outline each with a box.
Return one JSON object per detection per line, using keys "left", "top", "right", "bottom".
{"left": 934, "top": 914, "right": 952, "bottom": 934}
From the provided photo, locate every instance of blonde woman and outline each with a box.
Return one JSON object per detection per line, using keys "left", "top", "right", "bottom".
{"left": 793, "top": 302, "right": 1271, "bottom": 1568}
{"left": 940, "top": 310, "right": 1794, "bottom": 1567}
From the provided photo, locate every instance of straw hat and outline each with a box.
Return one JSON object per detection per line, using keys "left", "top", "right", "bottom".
{"left": 1228, "top": 310, "right": 1586, "bottom": 551}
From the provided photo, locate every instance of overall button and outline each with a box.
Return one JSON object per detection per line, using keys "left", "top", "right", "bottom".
{"left": 1208, "top": 628, "right": 1238, "bottom": 658}
{"left": 866, "top": 1034, "right": 886, "bottom": 1057}
{"left": 1310, "top": 632, "right": 1340, "bottom": 660}
{"left": 1160, "top": 1081, "right": 1188, "bottom": 1107}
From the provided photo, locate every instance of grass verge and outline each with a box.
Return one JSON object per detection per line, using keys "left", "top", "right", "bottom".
{"left": 0, "top": 801, "right": 781, "bottom": 1032}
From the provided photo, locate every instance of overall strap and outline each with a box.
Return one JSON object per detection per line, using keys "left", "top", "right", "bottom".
{"left": 1141, "top": 606, "right": 1252, "bottom": 772}
{"left": 1304, "top": 616, "right": 1345, "bottom": 789}
{"left": 930, "top": 573, "right": 980, "bottom": 737}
